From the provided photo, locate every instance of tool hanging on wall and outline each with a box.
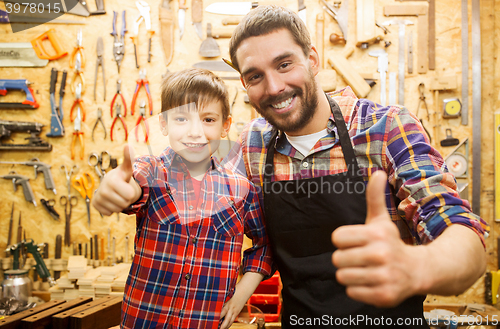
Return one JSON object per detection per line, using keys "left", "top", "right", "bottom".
{"left": 111, "top": 79, "right": 128, "bottom": 116}
{"left": 429, "top": 75, "right": 457, "bottom": 146}
{"left": 442, "top": 98, "right": 462, "bottom": 118}
{"left": 461, "top": 0, "right": 469, "bottom": 126}
{"left": 440, "top": 129, "right": 459, "bottom": 147}
{"left": 131, "top": 1, "right": 154, "bottom": 68}
{"left": 471, "top": 0, "right": 481, "bottom": 215}
{"left": 47, "top": 68, "right": 67, "bottom": 137}
{"left": 298, "top": 0, "right": 306, "bottom": 24}
{"left": 71, "top": 53, "right": 86, "bottom": 94}
{"left": 111, "top": 10, "right": 127, "bottom": 73}
{"left": 131, "top": 69, "right": 153, "bottom": 116}
{"left": 0, "top": 158, "right": 56, "bottom": 194}
{"left": 31, "top": 29, "right": 68, "bottom": 60}
{"left": 495, "top": 112, "right": 500, "bottom": 222}
{"left": 41, "top": 198, "right": 60, "bottom": 221}
{"left": 60, "top": 164, "right": 79, "bottom": 247}
{"left": 178, "top": 0, "right": 187, "bottom": 39}
{"left": 0, "top": 79, "right": 39, "bottom": 109}
{"left": 92, "top": 107, "right": 107, "bottom": 141}
{"left": 327, "top": 47, "right": 371, "bottom": 98}
{"left": 160, "top": 0, "right": 175, "bottom": 65}
{"left": 111, "top": 104, "right": 128, "bottom": 142}
{"left": 94, "top": 37, "right": 106, "bottom": 102}
{"left": 381, "top": 19, "right": 413, "bottom": 106}
{"left": 135, "top": 101, "right": 150, "bottom": 143}
{"left": 319, "top": 0, "right": 348, "bottom": 41}
{"left": 384, "top": 4, "right": 428, "bottom": 74}
{"left": 356, "top": 0, "right": 383, "bottom": 49}
{"left": 71, "top": 108, "right": 85, "bottom": 160}
{"left": 72, "top": 172, "right": 95, "bottom": 227}
{"left": 70, "top": 29, "right": 86, "bottom": 69}
{"left": 70, "top": 83, "right": 86, "bottom": 122}
{"left": 199, "top": 23, "right": 220, "bottom": 58}
{"left": 0, "top": 119, "right": 52, "bottom": 151}
{"left": 407, "top": 31, "right": 413, "bottom": 74}
{"left": 89, "top": 0, "right": 106, "bottom": 15}
{"left": 0, "top": 42, "right": 49, "bottom": 67}
{"left": 192, "top": 0, "right": 203, "bottom": 39}
{"left": 1, "top": 171, "right": 37, "bottom": 206}
{"left": 368, "top": 49, "right": 388, "bottom": 106}
{"left": 416, "top": 83, "right": 431, "bottom": 142}
{"left": 7, "top": 203, "right": 14, "bottom": 246}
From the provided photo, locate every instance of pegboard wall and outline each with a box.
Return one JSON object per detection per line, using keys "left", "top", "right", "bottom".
{"left": 0, "top": 0, "right": 499, "bottom": 307}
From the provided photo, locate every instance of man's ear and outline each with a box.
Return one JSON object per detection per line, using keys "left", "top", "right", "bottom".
{"left": 159, "top": 114, "right": 169, "bottom": 136}
{"left": 221, "top": 115, "right": 233, "bottom": 138}
{"left": 309, "top": 45, "right": 320, "bottom": 76}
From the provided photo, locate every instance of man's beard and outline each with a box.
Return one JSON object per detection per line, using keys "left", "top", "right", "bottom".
{"left": 250, "top": 69, "right": 319, "bottom": 133}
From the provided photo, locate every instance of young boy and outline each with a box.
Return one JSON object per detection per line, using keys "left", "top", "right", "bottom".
{"left": 92, "top": 68, "right": 272, "bottom": 329}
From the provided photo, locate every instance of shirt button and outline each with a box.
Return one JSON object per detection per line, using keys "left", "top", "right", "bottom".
{"left": 189, "top": 205, "right": 194, "bottom": 210}
{"left": 302, "top": 162, "right": 309, "bottom": 168}
{"left": 185, "top": 274, "right": 191, "bottom": 280}
{"left": 192, "top": 237, "right": 197, "bottom": 244}
{"left": 229, "top": 200, "right": 234, "bottom": 206}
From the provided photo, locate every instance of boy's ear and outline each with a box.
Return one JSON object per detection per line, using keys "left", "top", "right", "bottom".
{"left": 221, "top": 115, "right": 233, "bottom": 138}
{"left": 159, "top": 114, "right": 169, "bottom": 136}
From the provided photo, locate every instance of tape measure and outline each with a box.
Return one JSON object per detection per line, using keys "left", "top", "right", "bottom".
{"left": 443, "top": 98, "right": 462, "bottom": 118}
{"left": 446, "top": 153, "right": 468, "bottom": 177}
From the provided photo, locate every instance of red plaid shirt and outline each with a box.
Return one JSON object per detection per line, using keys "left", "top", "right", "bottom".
{"left": 121, "top": 147, "right": 272, "bottom": 328}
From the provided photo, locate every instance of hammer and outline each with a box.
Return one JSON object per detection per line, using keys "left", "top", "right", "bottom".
{"left": 381, "top": 20, "right": 413, "bottom": 106}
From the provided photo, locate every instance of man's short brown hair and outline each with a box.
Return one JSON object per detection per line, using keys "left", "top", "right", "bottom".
{"left": 161, "top": 68, "right": 230, "bottom": 120}
{"left": 229, "top": 5, "right": 311, "bottom": 73}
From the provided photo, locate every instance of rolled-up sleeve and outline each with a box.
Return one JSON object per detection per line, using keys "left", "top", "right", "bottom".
{"left": 383, "top": 106, "right": 489, "bottom": 246}
{"left": 122, "top": 156, "right": 155, "bottom": 219}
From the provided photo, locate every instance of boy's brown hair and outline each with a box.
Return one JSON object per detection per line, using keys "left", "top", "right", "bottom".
{"left": 229, "top": 5, "right": 311, "bottom": 73}
{"left": 161, "top": 68, "right": 230, "bottom": 120}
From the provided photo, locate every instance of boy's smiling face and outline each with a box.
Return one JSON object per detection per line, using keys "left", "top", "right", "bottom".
{"left": 161, "top": 101, "right": 231, "bottom": 173}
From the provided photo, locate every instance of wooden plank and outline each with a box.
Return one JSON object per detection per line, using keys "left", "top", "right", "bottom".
{"left": 0, "top": 300, "right": 65, "bottom": 329}
{"left": 356, "top": 0, "right": 376, "bottom": 45}
{"left": 21, "top": 297, "right": 93, "bottom": 329}
{"left": 70, "top": 297, "right": 122, "bottom": 329}
{"left": 417, "top": 14, "right": 429, "bottom": 73}
{"left": 384, "top": 5, "right": 427, "bottom": 16}
{"left": 316, "top": 13, "right": 325, "bottom": 68}
{"left": 428, "top": 0, "right": 436, "bottom": 70}
{"left": 52, "top": 296, "right": 121, "bottom": 329}
{"left": 327, "top": 53, "right": 371, "bottom": 98}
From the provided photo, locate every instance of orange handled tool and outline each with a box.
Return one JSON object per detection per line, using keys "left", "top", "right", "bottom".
{"left": 31, "top": 29, "right": 68, "bottom": 60}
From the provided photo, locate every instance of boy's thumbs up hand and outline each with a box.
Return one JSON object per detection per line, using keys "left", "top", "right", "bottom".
{"left": 92, "top": 145, "right": 141, "bottom": 216}
{"left": 331, "top": 170, "right": 418, "bottom": 307}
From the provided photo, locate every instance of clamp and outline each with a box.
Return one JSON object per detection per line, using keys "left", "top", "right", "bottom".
{"left": 110, "top": 80, "right": 127, "bottom": 118}
{"left": 70, "top": 83, "right": 86, "bottom": 122}
{"left": 46, "top": 68, "right": 67, "bottom": 137}
{"left": 135, "top": 100, "right": 149, "bottom": 142}
{"left": 71, "top": 108, "right": 84, "bottom": 160}
{"left": 416, "top": 83, "right": 432, "bottom": 143}
{"left": 131, "top": 69, "right": 152, "bottom": 116}
{"left": 111, "top": 10, "right": 127, "bottom": 73}
{"left": 92, "top": 107, "right": 107, "bottom": 141}
{"left": 111, "top": 103, "right": 128, "bottom": 141}
{"left": 71, "top": 52, "right": 86, "bottom": 95}
{"left": 131, "top": 1, "right": 154, "bottom": 68}
{"left": 70, "top": 29, "right": 86, "bottom": 69}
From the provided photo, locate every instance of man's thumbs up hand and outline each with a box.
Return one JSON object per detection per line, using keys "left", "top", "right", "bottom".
{"left": 92, "top": 145, "right": 141, "bottom": 216}
{"left": 331, "top": 170, "right": 417, "bottom": 308}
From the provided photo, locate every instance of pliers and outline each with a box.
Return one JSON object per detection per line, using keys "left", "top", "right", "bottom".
{"left": 111, "top": 10, "right": 127, "bottom": 73}
{"left": 70, "top": 29, "right": 86, "bottom": 69}
{"left": 94, "top": 36, "right": 106, "bottom": 101}
{"left": 71, "top": 52, "right": 86, "bottom": 95}
{"left": 111, "top": 103, "right": 128, "bottom": 141}
{"left": 70, "top": 83, "right": 86, "bottom": 122}
{"left": 71, "top": 108, "right": 85, "bottom": 160}
{"left": 92, "top": 107, "right": 107, "bottom": 141}
{"left": 131, "top": 1, "right": 154, "bottom": 68}
{"left": 131, "top": 69, "right": 153, "bottom": 116}
{"left": 135, "top": 100, "right": 150, "bottom": 142}
{"left": 110, "top": 79, "right": 127, "bottom": 118}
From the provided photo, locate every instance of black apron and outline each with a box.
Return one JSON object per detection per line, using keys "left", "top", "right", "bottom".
{"left": 262, "top": 97, "right": 429, "bottom": 328}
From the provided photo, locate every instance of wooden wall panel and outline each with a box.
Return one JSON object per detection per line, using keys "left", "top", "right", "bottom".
{"left": 0, "top": 0, "right": 498, "bottom": 309}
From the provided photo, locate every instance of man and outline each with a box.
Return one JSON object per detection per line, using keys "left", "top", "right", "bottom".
{"left": 224, "top": 5, "right": 489, "bottom": 328}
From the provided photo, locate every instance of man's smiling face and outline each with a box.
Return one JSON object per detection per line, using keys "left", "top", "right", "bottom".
{"left": 236, "top": 28, "right": 319, "bottom": 134}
